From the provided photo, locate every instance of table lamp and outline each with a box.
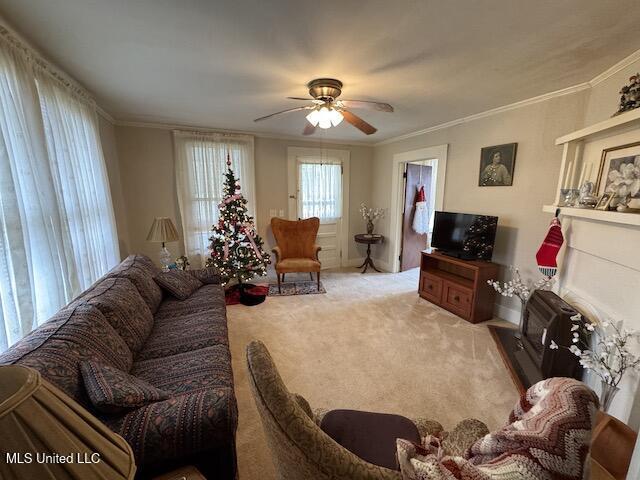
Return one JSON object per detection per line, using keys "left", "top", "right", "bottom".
{"left": 146, "top": 217, "right": 179, "bottom": 271}
{"left": 0, "top": 365, "right": 136, "bottom": 480}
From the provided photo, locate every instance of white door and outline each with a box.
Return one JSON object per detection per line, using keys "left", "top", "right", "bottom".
{"left": 296, "top": 160, "right": 343, "bottom": 269}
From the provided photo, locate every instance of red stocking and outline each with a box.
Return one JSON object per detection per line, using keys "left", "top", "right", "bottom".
{"left": 536, "top": 217, "right": 563, "bottom": 277}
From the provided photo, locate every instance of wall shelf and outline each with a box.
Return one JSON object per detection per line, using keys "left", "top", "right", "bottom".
{"left": 542, "top": 205, "right": 640, "bottom": 227}
{"left": 555, "top": 108, "right": 640, "bottom": 145}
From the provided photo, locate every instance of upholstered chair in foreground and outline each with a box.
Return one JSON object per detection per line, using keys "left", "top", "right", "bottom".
{"left": 270, "top": 217, "right": 322, "bottom": 293}
{"left": 246, "top": 340, "right": 474, "bottom": 480}
{"left": 246, "top": 340, "right": 599, "bottom": 480}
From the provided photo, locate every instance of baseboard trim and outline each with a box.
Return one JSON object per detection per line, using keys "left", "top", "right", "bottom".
{"left": 495, "top": 303, "right": 520, "bottom": 325}
{"left": 343, "top": 257, "right": 365, "bottom": 268}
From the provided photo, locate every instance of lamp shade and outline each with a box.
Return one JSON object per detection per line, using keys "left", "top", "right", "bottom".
{"left": 0, "top": 365, "right": 136, "bottom": 480}
{"left": 146, "top": 217, "right": 179, "bottom": 243}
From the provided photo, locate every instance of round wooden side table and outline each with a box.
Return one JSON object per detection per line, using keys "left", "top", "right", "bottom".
{"left": 354, "top": 234, "right": 384, "bottom": 273}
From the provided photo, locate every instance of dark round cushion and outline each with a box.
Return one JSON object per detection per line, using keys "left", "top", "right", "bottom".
{"left": 320, "top": 409, "right": 421, "bottom": 470}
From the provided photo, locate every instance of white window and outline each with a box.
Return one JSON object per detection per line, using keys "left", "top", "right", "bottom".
{"left": 0, "top": 35, "right": 119, "bottom": 351}
{"left": 174, "top": 131, "right": 255, "bottom": 268}
{"left": 298, "top": 159, "right": 342, "bottom": 220}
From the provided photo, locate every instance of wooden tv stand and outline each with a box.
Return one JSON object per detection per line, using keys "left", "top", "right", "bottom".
{"left": 418, "top": 250, "right": 499, "bottom": 323}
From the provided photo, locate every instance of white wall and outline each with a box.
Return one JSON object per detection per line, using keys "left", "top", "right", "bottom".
{"left": 112, "top": 125, "right": 374, "bottom": 264}
{"left": 98, "top": 115, "right": 131, "bottom": 258}
{"left": 372, "top": 91, "right": 589, "bottom": 320}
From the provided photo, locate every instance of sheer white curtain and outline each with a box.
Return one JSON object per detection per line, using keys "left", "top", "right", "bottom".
{"left": 298, "top": 157, "right": 342, "bottom": 219}
{"left": 174, "top": 131, "right": 255, "bottom": 268}
{"left": 0, "top": 30, "right": 119, "bottom": 351}
{"left": 36, "top": 73, "right": 120, "bottom": 287}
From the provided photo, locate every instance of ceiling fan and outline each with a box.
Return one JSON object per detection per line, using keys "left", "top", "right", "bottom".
{"left": 254, "top": 78, "right": 394, "bottom": 136}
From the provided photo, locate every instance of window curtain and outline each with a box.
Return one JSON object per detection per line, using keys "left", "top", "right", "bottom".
{"left": 298, "top": 157, "right": 342, "bottom": 220}
{"left": 0, "top": 27, "right": 119, "bottom": 351}
{"left": 36, "top": 73, "right": 120, "bottom": 287}
{"left": 174, "top": 131, "right": 255, "bottom": 268}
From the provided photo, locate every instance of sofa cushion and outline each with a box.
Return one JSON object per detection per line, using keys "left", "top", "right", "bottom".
{"left": 154, "top": 270, "right": 203, "bottom": 300}
{"left": 154, "top": 284, "right": 225, "bottom": 318}
{"left": 107, "top": 255, "right": 163, "bottom": 313}
{"left": 77, "top": 277, "right": 154, "bottom": 353}
{"left": 320, "top": 409, "right": 420, "bottom": 471}
{"left": 102, "top": 387, "right": 237, "bottom": 468}
{"left": 276, "top": 258, "right": 321, "bottom": 272}
{"left": 186, "top": 267, "right": 221, "bottom": 285}
{"left": 81, "top": 360, "right": 169, "bottom": 413}
{"left": 132, "top": 345, "right": 234, "bottom": 395}
{"left": 136, "top": 309, "right": 228, "bottom": 361}
{"left": 0, "top": 304, "right": 132, "bottom": 406}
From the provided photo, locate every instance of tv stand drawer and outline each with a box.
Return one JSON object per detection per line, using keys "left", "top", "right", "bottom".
{"left": 442, "top": 282, "right": 473, "bottom": 318}
{"left": 419, "top": 272, "right": 442, "bottom": 303}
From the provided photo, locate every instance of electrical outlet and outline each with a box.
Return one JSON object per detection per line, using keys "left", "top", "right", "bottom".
{"left": 278, "top": 209, "right": 285, "bottom": 217}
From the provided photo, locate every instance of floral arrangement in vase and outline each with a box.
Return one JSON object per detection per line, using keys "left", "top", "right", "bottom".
{"left": 488, "top": 266, "right": 554, "bottom": 333}
{"left": 359, "top": 203, "right": 385, "bottom": 235}
{"left": 550, "top": 314, "right": 640, "bottom": 411}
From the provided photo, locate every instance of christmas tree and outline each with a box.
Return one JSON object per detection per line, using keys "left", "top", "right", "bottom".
{"left": 206, "top": 157, "right": 270, "bottom": 286}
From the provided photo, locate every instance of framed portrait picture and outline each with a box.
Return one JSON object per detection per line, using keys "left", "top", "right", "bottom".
{"left": 478, "top": 143, "right": 517, "bottom": 187}
{"left": 596, "top": 141, "right": 640, "bottom": 201}
{"left": 595, "top": 193, "right": 613, "bottom": 210}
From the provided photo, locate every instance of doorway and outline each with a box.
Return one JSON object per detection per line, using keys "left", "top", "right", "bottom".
{"left": 389, "top": 144, "right": 448, "bottom": 273}
{"left": 400, "top": 163, "right": 433, "bottom": 271}
{"left": 287, "top": 147, "right": 350, "bottom": 269}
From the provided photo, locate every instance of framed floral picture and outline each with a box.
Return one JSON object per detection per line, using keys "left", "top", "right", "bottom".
{"left": 595, "top": 142, "right": 640, "bottom": 202}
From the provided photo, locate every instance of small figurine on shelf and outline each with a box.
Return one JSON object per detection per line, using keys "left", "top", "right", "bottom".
{"left": 175, "top": 255, "right": 190, "bottom": 271}
{"left": 614, "top": 73, "right": 640, "bottom": 116}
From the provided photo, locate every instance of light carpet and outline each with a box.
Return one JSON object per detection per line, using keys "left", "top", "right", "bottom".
{"left": 227, "top": 268, "right": 519, "bottom": 480}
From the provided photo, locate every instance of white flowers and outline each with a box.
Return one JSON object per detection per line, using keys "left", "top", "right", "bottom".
{"left": 605, "top": 156, "right": 640, "bottom": 198}
{"left": 554, "top": 313, "right": 640, "bottom": 389}
{"left": 359, "top": 203, "right": 385, "bottom": 223}
{"left": 487, "top": 266, "right": 554, "bottom": 305}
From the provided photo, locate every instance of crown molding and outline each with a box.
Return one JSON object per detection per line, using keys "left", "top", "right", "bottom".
{"left": 373, "top": 82, "right": 591, "bottom": 146}
{"left": 96, "top": 106, "right": 116, "bottom": 124}
{"left": 106, "top": 46, "right": 640, "bottom": 148}
{"left": 374, "top": 48, "right": 640, "bottom": 147}
{"left": 588, "top": 47, "right": 640, "bottom": 87}
{"left": 114, "top": 118, "right": 373, "bottom": 147}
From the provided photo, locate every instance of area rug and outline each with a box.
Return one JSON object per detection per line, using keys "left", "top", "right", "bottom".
{"left": 268, "top": 280, "right": 326, "bottom": 296}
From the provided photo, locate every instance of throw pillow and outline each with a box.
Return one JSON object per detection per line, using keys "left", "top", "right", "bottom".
{"left": 154, "top": 270, "right": 203, "bottom": 300}
{"left": 186, "top": 267, "right": 221, "bottom": 285}
{"left": 81, "top": 360, "right": 169, "bottom": 413}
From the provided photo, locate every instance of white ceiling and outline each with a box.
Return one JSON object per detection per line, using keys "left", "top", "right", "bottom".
{"left": 1, "top": 0, "right": 640, "bottom": 143}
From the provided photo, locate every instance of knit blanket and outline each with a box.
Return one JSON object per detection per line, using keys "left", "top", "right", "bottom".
{"left": 397, "top": 378, "right": 599, "bottom": 480}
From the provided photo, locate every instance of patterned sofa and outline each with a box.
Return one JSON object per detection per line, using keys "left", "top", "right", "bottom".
{"left": 0, "top": 254, "right": 237, "bottom": 479}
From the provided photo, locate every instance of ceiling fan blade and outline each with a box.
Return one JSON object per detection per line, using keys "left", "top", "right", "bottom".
{"left": 287, "top": 97, "right": 325, "bottom": 105}
{"left": 337, "top": 99, "right": 394, "bottom": 112}
{"left": 341, "top": 110, "right": 377, "bottom": 135}
{"left": 303, "top": 123, "right": 316, "bottom": 136}
{"left": 254, "top": 106, "right": 312, "bottom": 122}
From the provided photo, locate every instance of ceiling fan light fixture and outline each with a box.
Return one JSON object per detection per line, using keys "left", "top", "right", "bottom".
{"left": 329, "top": 108, "right": 343, "bottom": 126}
{"left": 308, "top": 106, "right": 343, "bottom": 129}
{"left": 306, "top": 109, "right": 320, "bottom": 126}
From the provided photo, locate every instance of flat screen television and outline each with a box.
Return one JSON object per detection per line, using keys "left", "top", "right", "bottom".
{"left": 431, "top": 211, "right": 498, "bottom": 260}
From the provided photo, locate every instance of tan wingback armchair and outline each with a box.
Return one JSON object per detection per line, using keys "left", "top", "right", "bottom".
{"left": 270, "top": 217, "right": 322, "bottom": 293}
